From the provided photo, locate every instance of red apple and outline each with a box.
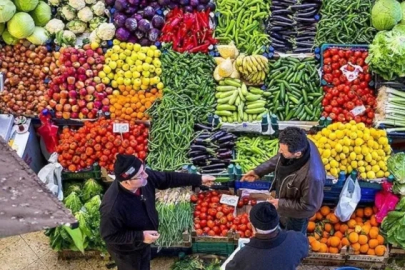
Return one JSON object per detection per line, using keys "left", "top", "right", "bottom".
{"left": 60, "top": 98, "right": 67, "bottom": 105}
{"left": 71, "top": 112, "right": 79, "bottom": 118}
{"left": 105, "top": 87, "right": 113, "bottom": 94}
{"left": 55, "top": 104, "right": 63, "bottom": 111}
{"left": 75, "top": 81, "right": 85, "bottom": 89}
{"left": 71, "top": 105, "right": 79, "bottom": 112}
{"left": 87, "top": 102, "right": 94, "bottom": 110}
{"left": 67, "top": 77, "right": 76, "bottom": 85}
{"left": 69, "top": 98, "right": 77, "bottom": 105}
{"left": 102, "top": 98, "right": 110, "bottom": 106}
{"left": 52, "top": 93, "right": 60, "bottom": 101}
{"left": 85, "top": 95, "right": 94, "bottom": 102}
{"left": 80, "top": 108, "right": 89, "bottom": 115}
{"left": 86, "top": 86, "right": 95, "bottom": 95}
{"left": 62, "top": 112, "right": 71, "bottom": 119}
{"left": 77, "top": 99, "right": 86, "bottom": 108}
{"left": 63, "top": 104, "right": 71, "bottom": 112}
{"left": 55, "top": 112, "right": 63, "bottom": 118}
{"left": 49, "top": 99, "right": 57, "bottom": 108}
{"left": 60, "top": 90, "right": 69, "bottom": 99}
{"left": 95, "top": 83, "right": 106, "bottom": 92}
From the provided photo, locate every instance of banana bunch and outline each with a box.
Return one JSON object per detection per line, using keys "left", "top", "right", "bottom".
{"left": 235, "top": 54, "right": 269, "bottom": 85}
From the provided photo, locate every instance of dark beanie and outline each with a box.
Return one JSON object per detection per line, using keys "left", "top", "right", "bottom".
{"left": 249, "top": 202, "right": 279, "bottom": 231}
{"left": 114, "top": 154, "right": 143, "bottom": 181}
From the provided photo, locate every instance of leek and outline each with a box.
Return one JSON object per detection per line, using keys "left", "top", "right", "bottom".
{"left": 375, "top": 86, "right": 405, "bottom": 132}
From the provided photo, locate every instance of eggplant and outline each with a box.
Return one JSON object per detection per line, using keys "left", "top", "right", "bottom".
{"left": 188, "top": 150, "right": 208, "bottom": 157}
{"left": 191, "top": 144, "right": 212, "bottom": 152}
{"left": 191, "top": 155, "right": 209, "bottom": 162}
{"left": 218, "top": 150, "right": 233, "bottom": 159}
{"left": 217, "top": 134, "right": 236, "bottom": 144}
{"left": 294, "top": 48, "right": 312, "bottom": 53}
{"left": 272, "top": 9, "right": 293, "bottom": 15}
{"left": 197, "top": 134, "right": 211, "bottom": 140}
{"left": 201, "top": 169, "right": 226, "bottom": 174}
{"left": 194, "top": 123, "right": 213, "bottom": 131}
{"left": 273, "top": 21, "right": 297, "bottom": 27}
{"left": 296, "top": 9, "right": 318, "bottom": 17}
{"left": 219, "top": 141, "right": 235, "bottom": 148}
{"left": 201, "top": 163, "right": 227, "bottom": 170}
{"left": 295, "top": 36, "right": 315, "bottom": 42}
{"left": 193, "top": 138, "right": 218, "bottom": 147}
{"left": 295, "top": 41, "right": 314, "bottom": 48}
{"left": 272, "top": 15, "right": 295, "bottom": 24}
{"left": 291, "top": 3, "right": 318, "bottom": 9}
{"left": 295, "top": 17, "right": 317, "bottom": 23}
{"left": 210, "top": 130, "right": 227, "bottom": 141}
{"left": 209, "top": 158, "right": 231, "bottom": 165}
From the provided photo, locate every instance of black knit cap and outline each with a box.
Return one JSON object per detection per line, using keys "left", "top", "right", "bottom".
{"left": 249, "top": 202, "right": 279, "bottom": 231}
{"left": 114, "top": 154, "right": 143, "bottom": 181}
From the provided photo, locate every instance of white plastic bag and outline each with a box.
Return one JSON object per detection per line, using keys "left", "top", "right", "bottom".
{"left": 37, "top": 153, "right": 64, "bottom": 201}
{"left": 335, "top": 177, "right": 361, "bottom": 222}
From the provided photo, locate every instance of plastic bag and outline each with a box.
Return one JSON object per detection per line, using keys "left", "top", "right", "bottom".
{"left": 37, "top": 153, "right": 64, "bottom": 201}
{"left": 37, "top": 110, "right": 58, "bottom": 154}
{"left": 375, "top": 181, "right": 400, "bottom": 223}
{"left": 335, "top": 176, "right": 361, "bottom": 222}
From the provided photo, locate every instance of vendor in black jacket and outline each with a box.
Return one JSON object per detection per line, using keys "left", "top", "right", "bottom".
{"left": 100, "top": 154, "right": 215, "bottom": 270}
{"left": 225, "top": 202, "right": 309, "bottom": 270}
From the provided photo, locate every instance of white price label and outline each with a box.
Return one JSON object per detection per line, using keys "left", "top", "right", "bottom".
{"left": 351, "top": 105, "right": 366, "bottom": 116}
{"left": 220, "top": 194, "right": 239, "bottom": 207}
{"left": 113, "top": 123, "right": 129, "bottom": 133}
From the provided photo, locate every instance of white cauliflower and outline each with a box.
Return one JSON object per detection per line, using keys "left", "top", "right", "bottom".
{"left": 66, "top": 20, "right": 87, "bottom": 34}
{"left": 45, "top": 19, "right": 65, "bottom": 35}
{"left": 89, "top": 30, "right": 101, "bottom": 43}
{"left": 85, "top": 0, "right": 96, "bottom": 4}
{"left": 78, "top": 6, "right": 93, "bottom": 22}
{"left": 56, "top": 30, "right": 77, "bottom": 46}
{"left": 96, "top": 22, "right": 115, "bottom": 41}
{"left": 48, "top": 0, "right": 61, "bottom": 6}
{"left": 68, "top": 0, "right": 85, "bottom": 10}
{"left": 91, "top": 2, "right": 105, "bottom": 17}
{"left": 60, "top": 5, "right": 77, "bottom": 21}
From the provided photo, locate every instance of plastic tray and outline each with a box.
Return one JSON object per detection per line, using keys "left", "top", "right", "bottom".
{"left": 234, "top": 173, "right": 274, "bottom": 191}
{"left": 62, "top": 163, "right": 102, "bottom": 181}
{"left": 192, "top": 242, "right": 235, "bottom": 257}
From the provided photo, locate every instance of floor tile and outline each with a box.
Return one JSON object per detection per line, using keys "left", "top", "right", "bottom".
{"left": 86, "top": 257, "right": 116, "bottom": 270}
{"left": 21, "top": 231, "right": 52, "bottom": 259}
{"left": 39, "top": 251, "right": 93, "bottom": 270}
{"left": 23, "top": 259, "right": 48, "bottom": 270}
{"left": 0, "top": 235, "right": 21, "bottom": 253}
{"left": 0, "top": 238, "right": 38, "bottom": 270}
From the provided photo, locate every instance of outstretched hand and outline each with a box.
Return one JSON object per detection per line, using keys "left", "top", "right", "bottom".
{"left": 241, "top": 170, "right": 259, "bottom": 182}
{"left": 202, "top": 175, "right": 216, "bottom": 187}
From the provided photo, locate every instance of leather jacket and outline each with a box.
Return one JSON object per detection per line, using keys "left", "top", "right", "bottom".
{"left": 254, "top": 140, "right": 325, "bottom": 219}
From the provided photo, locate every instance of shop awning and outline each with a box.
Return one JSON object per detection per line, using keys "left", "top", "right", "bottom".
{"left": 0, "top": 137, "right": 76, "bottom": 238}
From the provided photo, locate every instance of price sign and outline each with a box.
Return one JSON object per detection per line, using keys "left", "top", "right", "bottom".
{"left": 113, "top": 123, "right": 129, "bottom": 133}
{"left": 351, "top": 105, "right": 366, "bottom": 116}
{"left": 220, "top": 194, "right": 239, "bottom": 207}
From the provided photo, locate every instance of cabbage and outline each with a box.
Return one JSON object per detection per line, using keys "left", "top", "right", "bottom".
{"left": 0, "top": 0, "right": 16, "bottom": 23}
{"left": 387, "top": 152, "right": 405, "bottom": 183}
{"left": 14, "top": 0, "right": 38, "bottom": 12}
{"left": 29, "top": 1, "right": 51, "bottom": 27}
{"left": 7, "top": 12, "right": 35, "bottom": 38}
{"left": 401, "top": 2, "right": 405, "bottom": 25}
{"left": 27, "top": 26, "right": 49, "bottom": 45}
{"left": 0, "top": 23, "right": 4, "bottom": 35}
{"left": 1, "top": 28, "right": 18, "bottom": 44}
{"left": 371, "top": 0, "right": 402, "bottom": 31}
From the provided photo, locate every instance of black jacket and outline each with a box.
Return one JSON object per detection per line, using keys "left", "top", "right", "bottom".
{"left": 99, "top": 169, "right": 202, "bottom": 254}
{"left": 225, "top": 231, "right": 309, "bottom": 270}
{"left": 254, "top": 140, "right": 326, "bottom": 219}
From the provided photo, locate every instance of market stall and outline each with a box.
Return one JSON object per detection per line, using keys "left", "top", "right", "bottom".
{"left": 1, "top": 0, "right": 405, "bottom": 269}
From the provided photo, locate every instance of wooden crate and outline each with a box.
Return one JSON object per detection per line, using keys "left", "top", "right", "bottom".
{"left": 347, "top": 245, "right": 389, "bottom": 263}
{"left": 390, "top": 244, "right": 405, "bottom": 255}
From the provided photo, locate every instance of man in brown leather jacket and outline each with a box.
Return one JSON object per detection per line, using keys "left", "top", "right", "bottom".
{"left": 242, "top": 127, "right": 325, "bottom": 234}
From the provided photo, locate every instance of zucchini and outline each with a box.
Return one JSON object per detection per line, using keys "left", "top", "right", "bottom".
{"left": 217, "top": 96, "right": 232, "bottom": 104}
{"left": 215, "top": 110, "right": 233, "bottom": 116}
{"left": 246, "top": 94, "right": 262, "bottom": 101}
{"left": 217, "top": 104, "right": 237, "bottom": 111}
{"left": 228, "top": 90, "right": 239, "bottom": 105}
{"left": 216, "top": 86, "right": 237, "bottom": 92}
{"left": 246, "top": 108, "right": 266, "bottom": 114}
{"left": 246, "top": 102, "right": 266, "bottom": 109}
{"left": 249, "top": 87, "right": 264, "bottom": 95}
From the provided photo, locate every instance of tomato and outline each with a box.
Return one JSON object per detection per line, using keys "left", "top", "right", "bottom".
{"left": 324, "top": 105, "right": 332, "bottom": 113}
{"left": 213, "top": 226, "right": 220, "bottom": 234}
{"left": 208, "top": 230, "right": 215, "bottom": 236}
{"left": 240, "top": 217, "right": 249, "bottom": 224}
{"left": 367, "top": 111, "right": 375, "bottom": 118}
{"left": 201, "top": 201, "right": 208, "bottom": 208}
{"left": 199, "top": 213, "right": 207, "bottom": 220}
{"left": 195, "top": 224, "right": 201, "bottom": 230}
{"left": 346, "top": 102, "right": 355, "bottom": 110}
{"left": 345, "top": 50, "right": 352, "bottom": 58}
{"left": 221, "top": 229, "right": 229, "bottom": 237}
{"left": 233, "top": 217, "right": 241, "bottom": 225}
{"left": 324, "top": 73, "right": 333, "bottom": 83}
{"left": 329, "top": 112, "right": 337, "bottom": 120}
{"left": 226, "top": 213, "right": 234, "bottom": 222}
{"left": 237, "top": 201, "right": 244, "bottom": 208}
{"left": 330, "top": 48, "right": 338, "bottom": 55}
{"left": 338, "top": 50, "right": 345, "bottom": 58}
{"left": 331, "top": 63, "right": 340, "bottom": 70}
{"left": 247, "top": 223, "right": 252, "bottom": 230}
{"left": 196, "top": 229, "right": 203, "bottom": 236}
{"left": 207, "top": 220, "right": 215, "bottom": 228}
{"left": 222, "top": 206, "right": 230, "bottom": 215}
{"left": 238, "top": 231, "right": 245, "bottom": 238}
{"left": 198, "top": 193, "right": 205, "bottom": 199}
{"left": 323, "top": 51, "right": 331, "bottom": 58}
{"left": 339, "top": 58, "right": 347, "bottom": 66}
{"left": 323, "top": 65, "right": 332, "bottom": 73}
{"left": 216, "top": 212, "right": 224, "bottom": 219}
{"left": 209, "top": 203, "right": 218, "bottom": 209}
{"left": 194, "top": 211, "right": 201, "bottom": 218}
{"left": 250, "top": 200, "right": 257, "bottom": 206}
{"left": 324, "top": 58, "right": 332, "bottom": 65}
{"left": 211, "top": 191, "right": 219, "bottom": 196}
{"left": 332, "top": 78, "right": 340, "bottom": 86}
{"left": 200, "top": 220, "right": 207, "bottom": 227}
{"left": 207, "top": 209, "right": 217, "bottom": 217}
{"left": 243, "top": 198, "right": 249, "bottom": 205}
{"left": 210, "top": 196, "right": 220, "bottom": 203}
{"left": 135, "top": 144, "right": 144, "bottom": 152}
{"left": 245, "top": 230, "right": 252, "bottom": 238}
{"left": 214, "top": 219, "right": 221, "bottom": 226}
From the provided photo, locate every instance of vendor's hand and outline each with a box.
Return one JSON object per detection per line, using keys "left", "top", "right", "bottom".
{"left": 202, "top": 175, "right": 216, "bottom": 187}
{"left": 268, "top": 199, "right": 279, "bottom": 209}
{"left": 143, "top": 231, "right": 160, "bottom": 244}
{"left": 241, "top": 170, "right": 259, "bottom": 182}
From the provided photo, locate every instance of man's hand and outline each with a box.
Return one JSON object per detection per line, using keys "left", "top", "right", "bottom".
{"left": 268, "top": 199, "right": 279, "bottom": 209}
{"left": 202, "top": 175, "right": 215, "bottom": 187}
{"left": 143, "top": 231, "right": 160, "bottom": 244}
{"left": 241, "top": 170, "right": 259, "bottom": 182}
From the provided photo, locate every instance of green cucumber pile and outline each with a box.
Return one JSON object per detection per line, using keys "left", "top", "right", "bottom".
{"left": 215, "top": 78, "right": 270, "bottom": 123}
{"left": 265, "top": 57, "right": 323, "bottom": 121}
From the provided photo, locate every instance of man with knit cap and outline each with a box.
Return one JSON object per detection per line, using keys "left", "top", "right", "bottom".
{"left": 100, "top": 154, "right": 215, "bottom": 270}
{"left": 225, "top": 202, "right": 309, "bottom": 270}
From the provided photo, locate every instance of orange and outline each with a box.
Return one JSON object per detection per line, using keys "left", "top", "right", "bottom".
{"left": 370, "top": 215, "right": 378, "bottom": 226}
{"left": 320, "top": 206, "right": 331, "bottom": 217}
{"left": 341, "top": 238, "right": 350, "bottom": 247}
{"left": 358, "top": 235, "right": 368, "bottom": 245}
{"left": 349, "top": 232, "right": 359, "bottom": 244}
{"left": 362, "top": 224, "right": 371, "bottom": 235}
{"left": 329, "top": 236, "right": 340, "bottom": 247}
{"left": 324, "top": 223, "right": 333, "bottom": 233}
{"left": 334, "top": 231, "right": 344, "bottom": 239}
{"left": 368, "top": 239, "right": 379, "bottom": 249}
{"left": 347, "top": 219, "right": 357, "bottom": 229}
{"left": 311, "top": 241, "right": 321, "bottom": 251}
{"left": 314, "top": 232, "right": 321, "bottom": 240}
{"left": 373, "top": 206, "right": 378, "bottom": 214}
{"left": 355, "top": 217, "right": 364, "bottom": 225}
{"left": 375, "top": 245, "right": 386, "bottom": 256}
{"left": 340, "top": 224, "right": 349, "bottom": 234}
{"left": 377, "top": 235, "right": 385, "bottom": 245}
{"left": 309, "top": 213, "right": 317, "bottom": 222}
{"left": 334, "top": 223, "right": 341, "bottom": 231}
{"left": 369, "top": 228, "right": 379, "bottom": 239}
{"left": 328, "top": 213, "right": 340, "bottom": 224}
{"left": 364, "top": 207, "right": 373, "bottom": 217}
{"left": 320, "top": 237, "right": 328, "bottom": 244}
{"left": 355, "top": 208, "right": 364, "bottom": 218}
{"left": 329, "top": 247, "right": 339, "bottom": 254}
{"left": 308, "top": 236, "right": 317, "bottom": 244}
{"left": 322, "top": 231, "right": 330, "bottom": 238}
{"left": 316, "top": 212, "right": 323, "bottom": 221}
{"left": 367, "top": 249, "right": 375, "bottom": 255}
{"left": 351, "top": 243, "right": 360, "bottom": 251}
{"left": 360, "top": 244, "right": 369, "bottom": 254}
{"left": 307, "top": 221, "right": 316, "bottom": 233}
{"left": 350, "top": 213, "right": 356, "bottom": 220}
{"left": 319, "top": 243, "right": 328, "bottom": 253}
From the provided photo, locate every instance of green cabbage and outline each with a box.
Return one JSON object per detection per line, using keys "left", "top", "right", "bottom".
{"left": 1, "top": 28, "right": 18, "bottom": 44}
{"left": 27, "top": 26, "right": 49, "bottom": 45}
{"left": 401, "top": 2, "right": 405, "bottom": 25}
{"left": 81, "top": 178, "right": 103, "bottom": 202}
{"left": 371, "top": 0, "right": 402, "bottom": 30}
{"left": 0, "top": 0, "right": 16, "bottom": 23}
{"left": 387, "top": 152, "right": 405, "bottom": 183}
{"left": 0, "top": 23, "right": 4, "bottom": 35}
{"left": 14, "top": 0, "right": 38, "bottom": 12}
{"left": 7, "top": 12, "right": 35, "bottom": 38}
{"left": 29, "top": 1, "right": 51, "bottom": 27}
{"left": 64, "top": 192, "right": 83, "bottom": 214}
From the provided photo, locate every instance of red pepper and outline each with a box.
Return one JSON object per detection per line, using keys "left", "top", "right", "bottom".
{"left": 189, "top": 41, "right": 211, "bottom": 53}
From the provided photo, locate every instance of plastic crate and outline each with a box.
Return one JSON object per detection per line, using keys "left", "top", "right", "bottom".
{"left": 62, "top": 163, "right": 101, "bottom": 181}
{"left": 234, "top": 173, "right": 274, "bottom": 191}
{"left": 192, "top": 242, "right": 235, "bottom": 257}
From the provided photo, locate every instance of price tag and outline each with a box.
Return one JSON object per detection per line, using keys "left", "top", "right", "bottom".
{"left": 340, "top": 63, "right": 363, "bottom": 82}
{"left": 113, "top": 123, "right": 129, "bottom": 133}
{"left": 220, "top": 194, "right": 238, "bottom": 207}
{"left": 351, "top": 105, "right": 366, "bottom": 116}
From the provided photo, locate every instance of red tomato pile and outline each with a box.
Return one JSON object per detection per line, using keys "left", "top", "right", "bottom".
{"left": 56, "top": 118, "right": 148, "bottom": 172}
{"left": 321, "top": 48, "right": 376, "bottom": 125}
{"left": 191, "top": 191, "right": 253, "bottom": 238}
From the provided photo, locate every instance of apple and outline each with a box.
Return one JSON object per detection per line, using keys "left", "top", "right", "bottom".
{"left": 55, "top": 104, "right": 63, "bottom": 111}
{"left": 80, "top": 107, "right": 89, "bottom": 115}
{"left": 94, "top": 101, "right": 102, "bottom": 109}
{"left": 86, "top": 70, "right": 94, "bottom": 77}
{"left": 52, "top": 92, "right": 61, "bottom": 101}
{"left": 102, "top": 98, "right": 110, "bottom": 106}
{"left": 69, "top": 90, "right": 77, "bottom": 99}
{"left": 71, "top": 112, "right": 79, "bottom": 118}
{"left": 75, "top": 81, "right": 85, "bottom": 89}
{"left": 95, "top": 83, "right": 106, "bottom": 93}
{"left": 63, "top": 104, "right": 71, "bottom": 112}
{"left": 71, "top": 105, "right": 79, "bottom": 112}
{"left": 105, "top": 87, "right": 113, "bottom": 94}
{"left": 60, "top": 98, "right": 67, "bottom": 105}
{"left": 86, "top": 86, "right": 95, "bottom": 95}
{"left": 85, "top": 95, "right": 94, "bottom": 102}
{"left": 60, "top": 90, "right": 69, "bottom": 99}
{"left": 77, "top": 67, "right": 86, "bottom": 75}
{"left": 102, "top": 105, "right": 109, "bottom": 112}
{"left": 49, "top": 99, "right": 57, "bottom": 108}
{"left": 87, "top": 102, "right": 94, "bottom": 110}
{"left": 55, "top": 112, "right": 63, "bottom": 118}
{"left": 69, "top": 98, "right": 77, "bottom": 105}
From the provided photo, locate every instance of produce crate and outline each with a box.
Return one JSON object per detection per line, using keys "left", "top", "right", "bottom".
{"left": 61, "top": 163, "right": 102, "bottom": 181}
{"left": 347, "top": 245, "right": 389, "bottom": 263}
{"left": 234, "top": 170, "right": 274, "bottom": 191}
{"left": 192, "top": 241, "right": 236, "bottom": 257}
{"left": 189, "top": 230, "right": 237, "bottom": 243}
{"left": 304, "top": 248, "right": 348, "bottom": 265}
{"left": 57, "top": 250, "right": 106, "bottom": 260}
{"left": 389, "top": 244, "right": 405, "bottom": 255}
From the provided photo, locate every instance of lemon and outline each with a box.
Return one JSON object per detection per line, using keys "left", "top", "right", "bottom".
{"left": 371, "top": 151, "right": 379, "bottom": 159}
{"left": 343, "top": 137, "right": 351, "bottom": 146}
{"left": 376, "top": 171, "right": 385, "bottom": 178}
{"left": 154, "top": 50, "right": 161, "bottom": 58}
{"left": 337, "top": 122, "right": 345, "bottom": 130}
{"left": 330, "top": 168, "right": 338, "bottom": 176}
{"left": 366, "top": 165, "right": 372, "bottom": 171}
{"left": 340, "top": 165, "right": 347, "bottom": 171}
{"left": 323, "top": 149, "right": 331, "bottom": 158}
{"left": 360, "top": 172, "right": 367, "bottom": 179}
{"left": 119, "top": 42, "right": 127, "bottom": 49}
{"left": 354, "top": 146, "right": 362, "bottom": 154}
{"left": 145, "top": 56, "right": 153, "bottom": 64}
{"left": 150, "top": 45, "right": 157, "bottom": 50}
{"left": 138, "top": 52, "right": 146, "bottom": 60}
{"left": 330, "top": 160, "right": 339, "bottom": 168}
{"left": 157, "top": 82, "right": 164, "bottom": 90}
{"left": 119, "top": 53, "right": 127, "bottom": 60}
{"left": 328, "top": 133, "right": 337, "bottom": 141}
{"left": 325, "top": 164, "right": 331, "bottom": 170}
{"left": 132, "top": 71, "right": 141, "bottom": 78}
{"left": 336, "top": 130, "right": 344, "bottom": 139}
{"left": 385, "top": 172, "right": 390, "bottom": 177}
{"left": 370, "top": 160, "right": 377, "bottom": 166}
{"left": 356, "top": 123, "right": 366, "bottom": 131}
{"left": 351, "top": 161, "right": 358, "bottom": 169}
{"left": 363, "top": 133, "right": 370, "bottom": 141}
{"left": 356, "top": 154, "right": 363, "bottom": 161}
{"left": 102, "top": 77, "right": 110, "bottom": 84}
{"left": 341, "top": 159, "right": 348, "bottom": 165}
{"left": 126, "top": 43, "right": 133, "bottom": 50}
{"left": 319, "top": 137, "right": 328, "bottom": 144}
{"left": 343, "top": 146, "right": 349, "bottom": 154}
{"left": 358, "top": 167, "right": 366, "bottom": 173}
{"left": 142, "top": 77, "right": 150, "bottom": 86}
{"left": 372, "top": 165, "right": 380, "bottom": 173}
{"left": 113, "top": 45, "right": 121, "bottom": 53}
{"left": 98, "top": 71, "right": 106, "bottom": 78}
{"left": 155, "top": 68, "right": 162, "bottom": 75}
{"left": 339, "top": 153, "right": 346, "bottom": 160}
{"left": 122, "top": 64, "right": 130, "bottom": 71}
{"left": 355, "top": 138, "right": 364, "bottom": 146}
{"left": 133, "top": 44, "right": 141, "bottom": 51}
{"left": 347, "top": 165, "right": 353, "bottom": 173}
{"left": 142, "top": 63, "right": 150, "bottom": 71}
{"left": 133, "top": 78, "right": 142, "bottom": 87}
{"left": 361, "top": 146, "right": 369, "bottom": 155}
{"left": 367, "top": 171, "right": 376, "bottom": 179}
{"left": 365, "top": 153, "right": 372, "bottom": 163}
{"left": 113, "top": 39, "right": 120, "bottom": 45}
{"left": 146, "top": 49, "right": 154, "bottom": 57}
{"left": 325, "top": 144, "right": 331, "bottom": 149}
{"left": 321, "top": 128, "right": 331, "bottom": 137}
{"left": 142, "top": 71, "right": 150, "bottom": 77}
{"left": 378, "top": 161, "right": 385, "bottom": 169}
{"left": 377, "top": 149, "right": 385, "bottom": 156}
{"left": 358, "top": 160, "right": 365, "bottom": 167}
{"left": 349, "top": 152, "right": 357, "bottom": 160}
{"left": 367, "top": 140, "right": 374, "bottom": 148}
{"left": 124, "top": 71, "right": 132, "bottom": 78}
{"left": 335, "top": 143, "right": 343, "bottom": 152}
{"left": 356, "top": 130, "right": 364, "bottom": 139}
{"left": 124, "top": 78, "right": 132, "bottom": 86}
{"left": 125, "top": 58, "right": 134, "bottom": 66}
{"left": 349, "top": 132, "right": 358, "bottom": 140}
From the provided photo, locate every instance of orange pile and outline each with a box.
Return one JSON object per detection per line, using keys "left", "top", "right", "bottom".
{"left": 308, "top": 206, "right": 386, "bottom": 256}
{"left": 109, "top": 87, "right": 162, "bottom": 120}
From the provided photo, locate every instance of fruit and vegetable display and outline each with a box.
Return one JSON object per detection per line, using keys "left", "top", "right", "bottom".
{"left": 155, "top": 188, "right": 193, "bottom": 247}
{"left": 266, "top": 0, "right": 322, "bottom": 53}
{"left": 0, "top": 43, "right": 51, "bottom": 115}
{"left": 189, "top": 128, "right": 236, "bottom": 173}
{"left": 56, "top": 118, "right": 149, "bottom": 172}
{"left": 308, "top": 121, "right": 391, "bottom": 179}
{"left": 45, "top": 178, "right": 105, "bottom": 253}
{"left": 381, "top": 197, "right": 405, "bottom": 250}
{"left": 321, "top": 47, "right": 376, "bottom": 124}
{"left": 234, "top": 136, "right": 279, "bottom": 173}
{"left": 215, "top": 79, "right": 269, "bottom": 123}
{"left": 47, "top": 44, "right": 111, "bottom": 119}
{"left": 266, "top": 57, "right": 322, "bottom": 121}
{"left": 308, "top": 206, "right": 387, "bottom": 256}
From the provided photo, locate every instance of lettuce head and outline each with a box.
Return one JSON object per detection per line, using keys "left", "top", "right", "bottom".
{"left": 371, "top": 0, "right": 402, "bottom": 30}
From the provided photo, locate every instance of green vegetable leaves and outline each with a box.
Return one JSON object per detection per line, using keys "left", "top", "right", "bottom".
{"left": 387, "top": 152, "right": 405, "bottom": 184}
{"left": 64, "top": 192, "right": 83, "bottom": 213}
{"left": 82, "top": 178, "right": 103, "bottom": 202}
{"left": 381, "top": 197, "right": 405, "bottom": 249}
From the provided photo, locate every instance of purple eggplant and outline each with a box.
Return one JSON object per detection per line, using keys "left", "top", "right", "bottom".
{"left": 218, "top": 150, "right": 233, "bottom": 159}
{"left": 194, "top": 123, "right": 213, "bottom": 131}
{"left": 218, "top": 141, "right": 235, "bottom": 148}
{"left": 201, "top": 163, "right": 227, "bottom": 170}
{"left": 191, "top": 155, "right": 209, "bottom": 162}
{"left": 200, "top": 0, "right": 209, "bottom": 4}
{"left": 209, "top": 130, "right": 226, "bottom": 141}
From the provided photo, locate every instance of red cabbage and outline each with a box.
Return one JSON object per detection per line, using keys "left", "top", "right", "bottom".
{"left": 151, "top": 15, "right": 164, "bottom": 29}
{"left": 125, "top": 18, "right": 138, "bottom": 32}
{"left": 148, "top": 28, "right": 160, "bottom": 42}
{"left": 128, "top": 35, "right": 139, "bottom": 43}
{"left": 115, "top": 0, "right": 128, "bottom": 11}
{"left": 134, "top": 30, "right": 144, "bottom": 39}
{"left": 116, "top": 27, "right": 130, "bottom": 41}
{"left": 196, "top": 4, "right": 205, "bottom": 11}
{"left": 138, "top": 19, "right": 151, "bottom": 32}
{"left": 190, "top": 0, "right": 199, "bottom": 7}
{"left": 150, "top": 2, "right": 160, "bottom": 9}
{"left": 139, "top": 38, "right": 150, "bottom": 46}
{"left": 144, "top": 6, "right": 155, "bottom": 18}
{"left": 126, "top": 6, "right": 138, "bottom": 14}
{"left": 158, "top": 0, "right": 170, "bottom": 5}
{"left": 113, "top": 13, "right": 127, "bottom": 28}
{"left": 132, "top": 14, "right": 143, "bottom": 21}
{"left": 200, "top": 0, "right": 209, "bottom": 4}
{"left": 128, "top": 0, "right": 140, "bottom": 6}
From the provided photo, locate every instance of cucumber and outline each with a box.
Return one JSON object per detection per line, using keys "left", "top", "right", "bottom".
{"left": 228, "top": 90, "right": 239, "bottom": 105}
{"left": 241, "top": 83, "right": 248, "bottom": 95}
{"left": 217, "top": 104, "right": 237, "bottom": 111}
{"left": 238, "top": 87, "right": 246, "bottom": 101}
{"left": 217, "top": 96, "right": 232, "bottom": 104}
{"left": 223, "top": 78, "right": 242, "bottom": 87}
{"left": 243, "top": 112, "right": 248, "bottom": 122}
{"left": 215, "top": 110, "right": 233, "bottom": 116}
{"left": 246, "top": 103, "right": 266, "bottom": 109}
{"left": 235, "top": 96, "right": 241, "bottom": 106}
{"left": 216, "top": 86, "right": 237, "bottom": 92}
{"left": 246, "top": 108, "right": 267, "bottom": 114}
{"left": 246, "top": 94, "right": 262, "bottom": 101}
{"left": 249, "top": 87, "right": 264, "bottom": 95}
